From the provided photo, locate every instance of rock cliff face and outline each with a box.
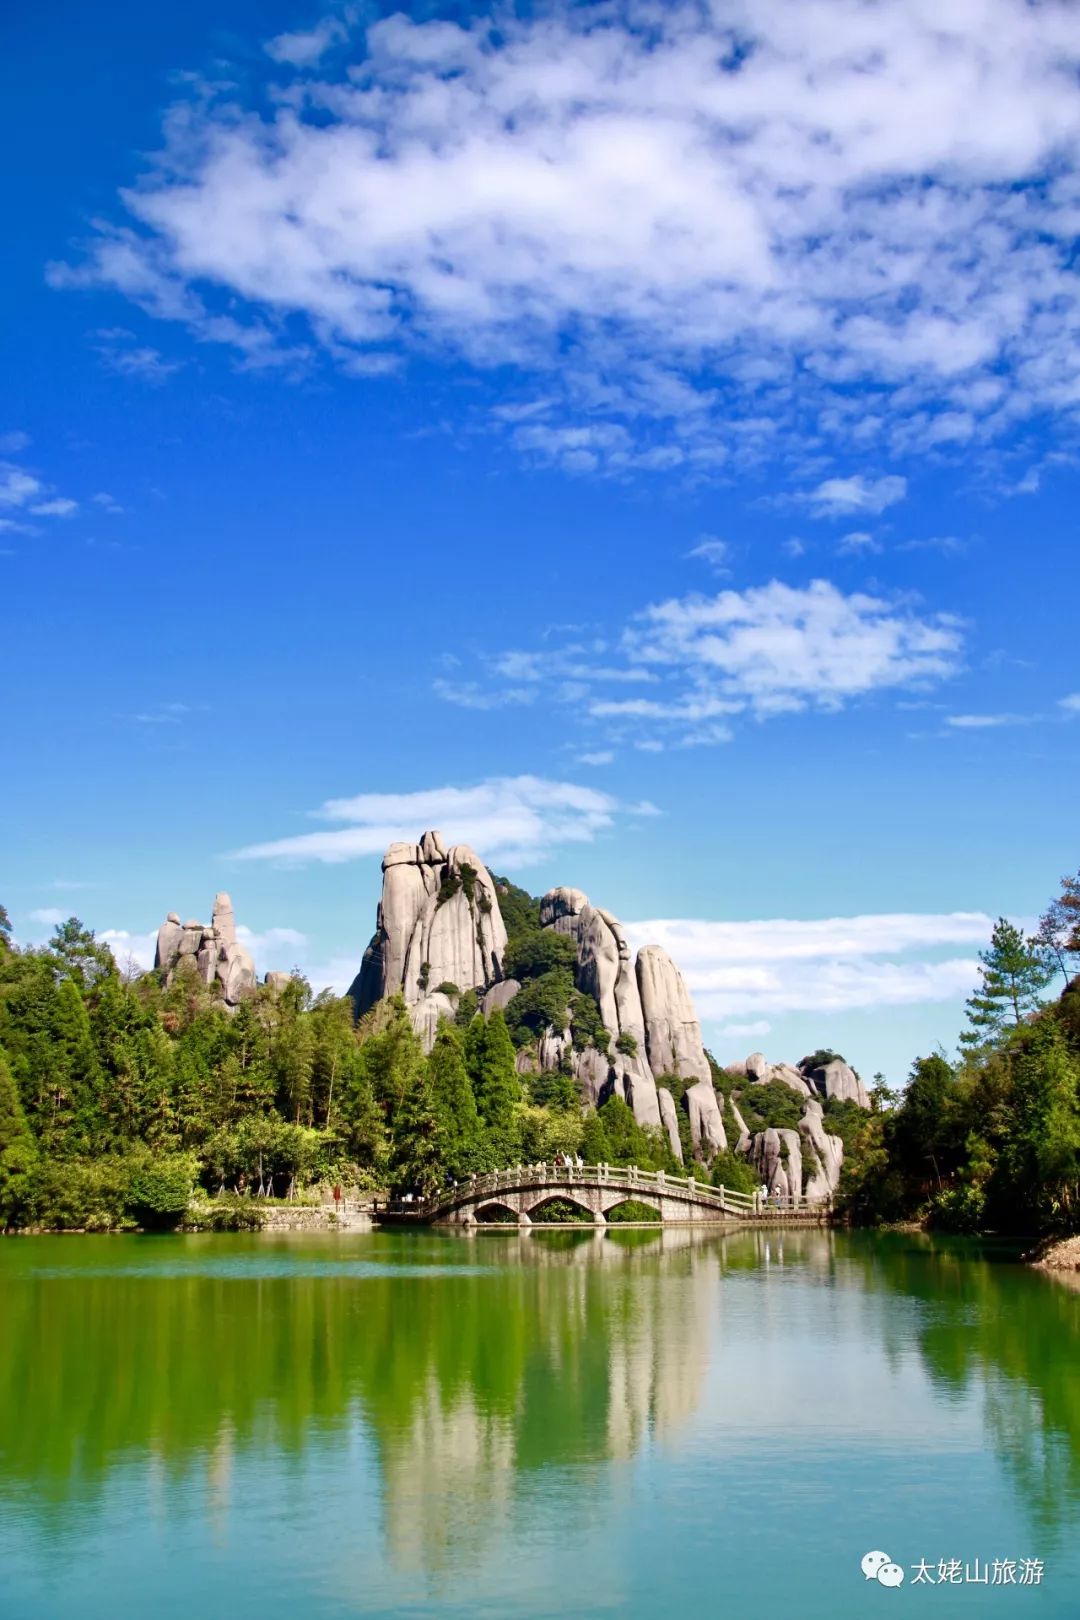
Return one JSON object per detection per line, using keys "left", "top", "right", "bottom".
{"left": 154, "top": 893, "right": 259, "bottom": 1007}
{"left": 351, "top": 832, "right": 507, "bottom": 1018}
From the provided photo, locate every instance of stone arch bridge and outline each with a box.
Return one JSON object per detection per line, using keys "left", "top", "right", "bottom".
{"left": 374, "top": 1164, "right": 830, "bottom": 1227}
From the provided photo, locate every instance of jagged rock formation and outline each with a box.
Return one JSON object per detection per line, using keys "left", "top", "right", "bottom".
{"left": 348, "top": 831, "right": 872, "bottom": 1188}
{"left": 749, "top": 1127, "right": 804, "bottom": 1201}
{"left": 729, "top": 1049, "right": 870, "bottom": 1110}
{"left": 351, "top": 833, "right": 735, "bottom": 1165}
{"left": 745, "top": 1099, "right": 845, "bottom": 1200}
{"left": 351, "top": 832, "right": 508, "bottom": 1021}
{"left": 154, "top": 893, "right": 258, "bottom": 1007}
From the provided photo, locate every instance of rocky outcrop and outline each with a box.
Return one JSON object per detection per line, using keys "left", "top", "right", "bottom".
{"left": 803, "top": 1056, "right": 870, "bottom": 1109}
{"left": 749, "top": 1127, "right": 804, "bottom": 1201}
{"left": 154, "top": 893, "right": 258, "bottom": 1008}
{"left": 408, "top": 992, "right": 457, "bottom": 1050}
{"left": 684, "top": 1080, "right": 727, "bottom": 1158}
{"left": 744, "top": 1052, "right": 813, "bottom": 1097}
{"left": 351, "top": 833, "right": 729, "bottom": 1164}
{"left": 732, "top": 1050, "right": 869, "bottom": 1109}
{"left": 799, "top": 1099, "right": 844, "bottom": 1199}
{"left": 351, "top": 832, "right": 508, "bottom": 1016}
{"left": 481, "top": 979, "right": 520, "bottom": 1017}
{"left": 636, "top": 945, "right": 711, "bottom": 1085}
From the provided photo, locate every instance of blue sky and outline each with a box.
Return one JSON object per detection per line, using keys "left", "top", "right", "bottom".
{"left": 4, "top": 0, "right": 1080, "bottom": 1084}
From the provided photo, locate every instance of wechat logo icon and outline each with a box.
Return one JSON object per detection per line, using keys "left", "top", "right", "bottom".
{"left": 862, "top": 1551, "right": 905, "bottom": 1588}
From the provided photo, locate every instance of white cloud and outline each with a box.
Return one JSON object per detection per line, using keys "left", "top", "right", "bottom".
{"left": 30, "top": 498, "right": 77, "bottom": 517}
{"left": 719, "top": 1020, "right": 772, "bottom": 1039}
{"left": 51, "top": 1, "right": 1080, "bottom": 468}
{"left": 28, "top": 907, "right": 67, "bottom": 927}
{"left": 625, "top": 579, "right": 962, "bottom": 721}
{"left": 233, "top": 775, "right": 624, "bottom": 867}
{"left": 437, "top": 578, "right": 964, "bottom": 747}
{"left": 0, "top": 465, "right": 42, "bottom": 507}
{"left": 685, "top": 536, "right": 731, "bottom": 572}
{"left": 0, "top": 431, "right": 30, "bottom": 454}
{"left": 624, "top": 911, "right": 990, "bottom": 1018}
{"left": 266, "top": 16, "right": 347, "bottom": 67}
{"left": 837, "top": 530, "right": 880, "bottom": 554}
{"left": 94, "top": 332, "right": 184, "bottom": 383}
{"left": 577, "top": 750, "right": 615, "bottom": 766}
{"left": 1060, "top": 693, "right": 1080, "bottom": 715}
{"left": 0, "top": 455, "right": 77, "bottom": 524}
{"left": 806, "top": 476, "right": 907, "bottom": 517}
{"left": 946, "top": 712, "right": 1030, "bottom": 729}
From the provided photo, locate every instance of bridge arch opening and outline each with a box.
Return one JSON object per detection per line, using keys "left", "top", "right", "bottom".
{"left": 474, "top": 1202, "right": 519, "bottom": 1225}
{"left": 604, "top": 1198, "right": 661, "bottom": 1224}
{"left": 526, "top": 1195, "right": 597, "bottom": 1225}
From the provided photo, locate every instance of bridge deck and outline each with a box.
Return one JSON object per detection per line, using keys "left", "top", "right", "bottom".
{"left": 373, "top": 1163, "right": 832, "bottom": 1226}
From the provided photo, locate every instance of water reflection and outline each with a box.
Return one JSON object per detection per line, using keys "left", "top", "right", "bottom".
{"left": 2, "top": 1227, "right": 1080, "bottom": 1591}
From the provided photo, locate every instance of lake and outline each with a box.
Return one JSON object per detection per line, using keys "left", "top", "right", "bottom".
{"left": 2, "top": 1227, "right": 1078, "bottom": 1618}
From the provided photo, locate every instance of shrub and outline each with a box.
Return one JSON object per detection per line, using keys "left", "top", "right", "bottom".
{"left": 127, "top": 1154, "right": 197, "bottom": 1228}
{"left": 605, "top": 1199, "right": 660, "bottom": 1224}
{"left": 615, "top": 1031, "right": 638, "bottom": 1058}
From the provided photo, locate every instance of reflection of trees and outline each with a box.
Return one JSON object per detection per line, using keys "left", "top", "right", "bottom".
{"left": 0, "top": 1230, "right": 721, "bottom": 1570}
{"left": 843, "top": 1233, "right": 1080, "bottom": 1539}
{"left": 4, "top": 1227, "right": 1078, "bottom": 1573}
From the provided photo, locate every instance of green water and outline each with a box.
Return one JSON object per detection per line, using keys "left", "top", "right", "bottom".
{"left": 2, "top": 1228, "right": 1078, "bottom": 1618}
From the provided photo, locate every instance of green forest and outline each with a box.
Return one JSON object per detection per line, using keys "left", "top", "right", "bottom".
{"left": 1, "top": 868, "right": 1079, "bottom": 1237}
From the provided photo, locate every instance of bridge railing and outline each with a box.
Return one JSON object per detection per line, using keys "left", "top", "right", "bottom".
{"left": 375, "top": 1162, "right": 830, "bottom": 1220}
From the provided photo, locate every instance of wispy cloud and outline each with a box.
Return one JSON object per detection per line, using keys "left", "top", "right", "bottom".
{"left": 685, "top": 536, "right": 731, "bottom": 573}
{"left": 436, "top": 578, "right": 965, "bottom": 749}
{"left": 1060, "top": 693, "right": 1080, "bottom": 715}
{"left": 49, "top": 1, "right": 1080, "bottom": 470}
{"left": 232, "top": 775, "right": 631, "bottom": 867}
{"left": 266, "top": 15, "right": 348, "bottom": 67}
{"left": 93, "top": 329, "right": 184, "bottom": 383}
{"left": 946, "top": 712, "right": 1032, "bottom": 730}
{"left": 0, "top": 452, "right": 77, "bottom": 527}
{"left": 806, "top": 476, "right": 907, "bottom": 518}
{"left": 624, "top": 912, "right": 990, "bottom": 1019}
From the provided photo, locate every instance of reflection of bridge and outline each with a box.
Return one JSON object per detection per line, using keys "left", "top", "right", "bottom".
{"left": 374, "top": 1164, "right": 832, "bottom": 1227}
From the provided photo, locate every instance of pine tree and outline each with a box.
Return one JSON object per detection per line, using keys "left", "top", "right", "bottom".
{"left": 467, "top": 1010, "right": 521, "bottom": 1166}
{"left": 962, "top": 918, "right": 1054, "bottom": 1048}
{"left": 580, "top": 1108, "right": 611, "bottom": 1164}
{"left": 0, "top": 1046, "right": 36, "bottom": 1224}
{"left": 426, "top": 1022, "right": 484, "bottom": 1178}
{"left": 1036, "top": 871, "right": 1080, "bottom": 986}
{"left": 389, "top": 1071, "right": 445, "bottom": 1198}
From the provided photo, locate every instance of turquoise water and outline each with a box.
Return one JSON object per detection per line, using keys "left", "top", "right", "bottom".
{"left": 1, "top": 1227, "right": 1077, "bottom": 1618}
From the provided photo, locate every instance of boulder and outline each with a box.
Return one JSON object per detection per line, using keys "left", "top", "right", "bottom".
{"left": 154, "top": 917, "right": 184, "bottom": 972}
{"left": 538, "top": 886, "right": 588, "bottom": 935}
{"left": 211, "top": 892, "right": 238, "bottom": 951}
{"left": 408, "top": 992, "right": 456, "bottom": 1053}
{"left": 749, "top": 1127, "right": 803, "bottom": 1202}
{"left": 683, "top": 1080, "right": 727, "bottom": 1160}
{"left": 807, "top": 1057, "right": 870, "bottom": 1109}
{"left": 264, "top": 971, "right": 292, "bottom": 992}
{"left": 636, "top": 945, "right": 711, "bottom": 1084}
{"left": 481, "top": 979, "right": 521, "bottom": 1017}
{"left": 219, "top": 940, "right": 257, "bottom": 1004}
{"left": 743, "top": 1052, "right": 813, "bottom": 1097}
